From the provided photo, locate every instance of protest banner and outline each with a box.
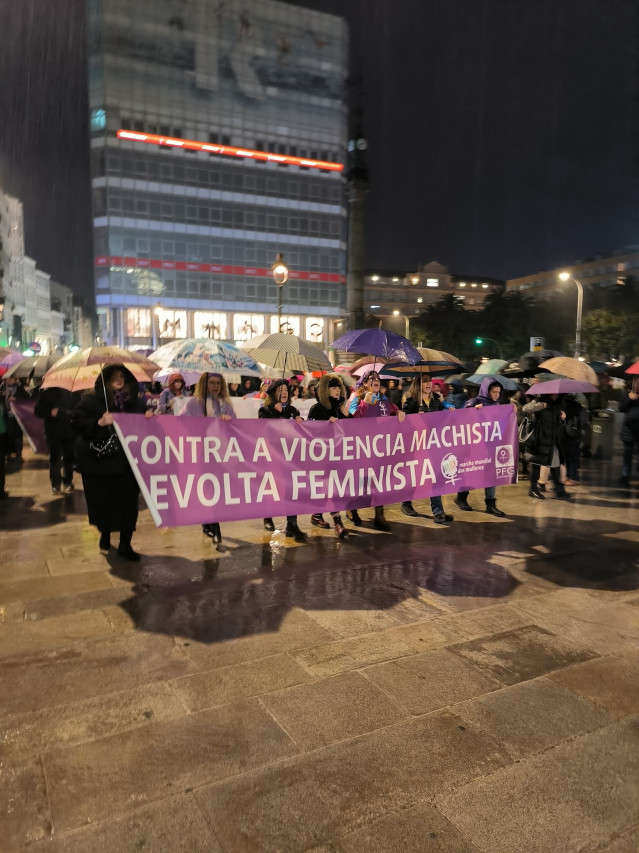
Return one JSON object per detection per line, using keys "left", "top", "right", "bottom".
{"left": 113, "top": 407, "right": 518, "bottom": 528}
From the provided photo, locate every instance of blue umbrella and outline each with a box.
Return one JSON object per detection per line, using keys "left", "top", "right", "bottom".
{"left": 331, "top": 327, "right": 421, "bottom": 364}
{"left": 465, "top": 373, "right": 519, "bottom": 391}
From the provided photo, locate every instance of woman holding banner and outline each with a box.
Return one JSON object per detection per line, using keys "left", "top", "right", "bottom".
{"left": 400, "top": 375, "right": 454, "bottom": 524}
{"left": 71, "top": 364, "right": 150, "bottom": 560}
{"left": 307, "top": 373, "right": 351, "bottom": 539}
{"left": 349, "top": 369, "right": 406, "bottom": 531}
{"left": 178, "top": 372, "right": 235, "bottom": 550}
{"left": 259, "top": 378, "right": 308, "bottom": 543}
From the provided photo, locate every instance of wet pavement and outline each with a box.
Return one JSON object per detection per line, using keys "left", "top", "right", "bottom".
{"left": 1, "top": 450, "right": 638, "bottom": 852}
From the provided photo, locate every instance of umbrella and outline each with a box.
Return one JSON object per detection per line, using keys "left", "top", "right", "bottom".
{"left": 40, "top": 346, "right": 160, "bottom": 392}
{"left": 625, "top": 361, "right": 639, "bottom": 375}
{"left": 352, "top": 365, "right": 397, "bottom": 381}
{"left": 465, "top": 373, "right": 519, "bottom": 391}
{"left": 525, "top": 378, "right": 598, "bottom": 395}
{"left": 151, "top": 339, "right": 263, "bottom": 386}
{"left": 587, "top": 361, "right": 610, "bottom": 374}
{"left": 518, "top": 349, "right": 564, "bottom": 371}
{"left": 4, "top": 353, "right": 63, "bottom": 380}
{"left": 415, "top": 347, "right": 465, "bottom": 369}
{"left": 0, "top": 351, "right": 26, "bottom": 373}
{"left": 474, "top": 358, "right": 509, "bottom": 375}
{"left": 240, "top": 332, "right": 332, "bottom": 374}
{"left": 331, "top": 327, "right": 421, "bottom": 364}
{"left": 349, "top": 355, "right": 389, "bottom": 374}
{"left": 538, "top": 357, "right": 598, "bottom": 385}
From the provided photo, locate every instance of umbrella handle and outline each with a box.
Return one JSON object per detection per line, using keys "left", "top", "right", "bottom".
{"left": 100, "top": 364, "right": 109, "bottom": 412}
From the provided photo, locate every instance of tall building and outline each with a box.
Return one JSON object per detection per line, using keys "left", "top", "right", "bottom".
{"left": 86, "top": 0, "right": 348, "bottom": 350}
{"left": 505, "top": 249, "right": 639, "bottom": 299}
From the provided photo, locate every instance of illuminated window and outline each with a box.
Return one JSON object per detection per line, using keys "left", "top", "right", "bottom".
{"left": 126, "top": 308, "right": 151, "bottom": 338}
{"left": 156, "top": 309, "right": 187, "bottom": 338}
{"left": 233, "top": 314, "right": 265, "bottom": 342}
{"left": 426, "top": 278, "right": 439, "bottom": 287}
{"left": 270, "top": 315, "right": 300, "bottom": 335}
{"left": 371, "top": 275, "right": 379, "bottom": 282}
{"left": 459, "top": 282, "right": 466, "bottom": 287}
{"left": 305, "top": 317, "right": 325, "bottom": 342}
{"left": 411, "top": 277, "right": 419, "bottom": 285}
{"left": 194, "top": 312, "right": 227, "bottom": 340}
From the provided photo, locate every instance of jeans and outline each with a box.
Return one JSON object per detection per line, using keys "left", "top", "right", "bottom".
{"left": 457, "top": 487, "right": 496, "bottom": 503}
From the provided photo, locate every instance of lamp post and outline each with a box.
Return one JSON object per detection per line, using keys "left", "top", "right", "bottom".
{"left": 392, "top": 310, "right": 410, "bottom": 339}
{"left": 153, "top": 303, "right": 163, "bottom": 351}
{"left": 558, "top": 272, "right": 583, "bottom": 358}
{"left": 474, "top": 336, "right": 503, "bottom": 359}
{"left": 271, "top": 253, "right": 289, "bottom": 332}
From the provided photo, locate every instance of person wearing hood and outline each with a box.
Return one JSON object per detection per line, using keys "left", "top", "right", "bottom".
{"left": 259, "top": 379, "right": 307, "bottom": 542}
{"left": 349, "top": 369, "right": 406, "bottom": 530}
{"left": 157, "top": 372, "right": 190, "bottom": 415}
{"left": 307, "top": 373, "right": 351, "bottom": 538}
{"left": 177, "top": 372, "right": 235, "bottom": 550}
{"left": 71, "top": 364, "right": 152, "bottom": 560}
{"left": 619, "top": 379, "right": 639, "bottom": 486}
{"left": 400, "top": 374, "right": 454, "bottom": 524}
{"left": 455, "top": 377, "right": 509, "bottom": 517}
{"left": 446, "top": 379, "right": 468, "bottom": 410}
{"left": 522, "top": 391, "right": 572, "bottom": 500}
{"left": 34, "top": 386, "right": 77, "bottom": 494}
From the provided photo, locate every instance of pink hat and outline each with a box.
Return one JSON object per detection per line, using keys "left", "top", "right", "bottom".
{"left": 167, "top": 372, "right": 185, "bottom": 386}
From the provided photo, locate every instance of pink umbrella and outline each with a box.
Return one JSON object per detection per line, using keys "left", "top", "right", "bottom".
{"left": 352, "top": 365, "right": 397, "bottom": 380}
{"left": 0, "top": 351, "right": 26, "bottom": 372}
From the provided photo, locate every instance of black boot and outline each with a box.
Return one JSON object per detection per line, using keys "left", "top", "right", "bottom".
{"left": 528, "top": 486, "right": 545, "bottom": 499}
{"left": 454, "top": 492, "right": 473, "bottom": 511}
{"left": 400, "top": 501, "right": 418, "bottom": 517}
{"left": 211, "top": 522, "right": 226, "bottom": 551}
{"left": 310, "top": 513, "right": 330, "bottom": 529}
{"left": 554, "top": 484, "right": 573, "bottom": 501}
{"left": 373, "top": 506, "right": 391, "bottom": 531}
{"left": 99, "top": 530, "right": 111, "bottom": 552}
{"left": 346, "top": 509, "right": 363, "bottom": 526}
{"left": 485, "top": 499, "right": 506, "bottom": 518}
{"left": 333, "top": 515, "right": 348, "bottom": 539}
{"left": 117, "top": 530, "right": 141, "bottom": 561}
{"left": 285, "top": 523, "right": 308, "bottom": 543}
{"left": 263, "top": 517, "right": 275, "bottom": 531}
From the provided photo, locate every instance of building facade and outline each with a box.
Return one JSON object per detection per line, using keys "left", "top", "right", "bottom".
{"left": 363, "top": 261, "right": 504, "bottom": 333}
{"left": 505, "top": 250, "right": 639, "bottom": 299}
{"left": 86, "top": 0, "right": 348, "bottom": 350}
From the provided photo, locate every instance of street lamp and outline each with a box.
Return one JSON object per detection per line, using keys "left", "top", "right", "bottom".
{"left": 558, "top": 271, "right": 584, "bottom": 358}
{"left": 392, "top": 310, "right": 410, "bottom": 339}
{"left": 474, "top": 336, "right": 503, "bottom": 358}
{"left": 271, "top": 253, "right": 289, "bottom": 331}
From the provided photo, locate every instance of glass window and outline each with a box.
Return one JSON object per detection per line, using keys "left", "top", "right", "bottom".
{"left": 194, "top": 312, "right": 228, "bottom": 339}
{"left": 233, "top": 314, "right": 265, "bottom": 341}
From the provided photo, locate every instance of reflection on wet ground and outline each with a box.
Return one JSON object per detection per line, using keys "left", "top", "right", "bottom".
{"left": 1, "top": 452, "right": 638, "bottom": 851}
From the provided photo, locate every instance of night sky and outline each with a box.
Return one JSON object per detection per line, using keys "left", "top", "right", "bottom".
{"left": 0, "top": 0, "right": 636, "bottom": 305}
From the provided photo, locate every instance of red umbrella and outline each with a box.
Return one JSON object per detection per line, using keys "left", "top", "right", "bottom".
{"left": 625, "top": 361, "right": 639, "bottom": 375}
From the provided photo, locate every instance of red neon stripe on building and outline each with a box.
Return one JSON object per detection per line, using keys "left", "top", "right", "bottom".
{"left": 117, "top": 130, "right": 343, "bottom": 173}
{"left": 96, "top": 257, "right": 345, "bottom": 283}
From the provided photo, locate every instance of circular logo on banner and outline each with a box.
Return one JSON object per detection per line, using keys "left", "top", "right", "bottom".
{"left": 28, "top": 342, "right": 41, "bottom": 354}
{"left": 441, "top": 453, "right": 459, "bottom": 484}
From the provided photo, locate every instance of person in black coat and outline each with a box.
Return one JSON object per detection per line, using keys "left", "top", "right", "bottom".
{"left": 619, "top": 380, "right": 639, "bottom": 486}
{"left": 35, "top": 387, "right": 77, "bottom": 494}
{"left": 259, "top": 378, "right": 307, "bottom": 542}
{"left": 401, "top": 374, "right": 454, "bottom": 524}
{"left": 71, "top": 364, "right": 151, "bottom": 560}
{"left": 307, "top": 373, "right": 350, "bottom": 538}
{"left": 522, "top": 392, "right": 572, "bottom": 500}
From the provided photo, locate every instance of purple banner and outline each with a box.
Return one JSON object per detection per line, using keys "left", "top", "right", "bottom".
{"left": 113, "top": 407, "right": 518, "bottom": 528}
{"left": 10, "top": 400, "right": 48, "bottom": 455}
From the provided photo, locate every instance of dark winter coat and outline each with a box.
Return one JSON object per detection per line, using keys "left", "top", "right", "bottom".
{"left": 258, "top": 401, "right": 301, "bottom": 420}
{"left": 70, "top": 364, "right": 146, "bottom": 533}
{"left": 521, "top": 396, "right": 566, "bottom": 466}
{"left": 308, "top": 374, "right": 350, "bottom": 420}
{"left": 402, "top": 394, "right": 444, "bottom": 415}
{"left": 562, "top": 397, "right": 589, "bottom": 448}
{"left": 445, "top": 379, "right": 467, "bottom": 409}
{"left": 34, "top": 387, "right": 76, "bottom": 441}
{"left": 619, "top": 391, "right": 639, "bottom": 442}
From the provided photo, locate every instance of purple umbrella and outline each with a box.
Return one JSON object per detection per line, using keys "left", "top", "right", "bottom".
{"left": 0, "top": 350, "right": 26, "bottom": 374}
{"left": 331, "top": 328, "right": 421, "bottom": 364}
{"left": 525, "top": 378, "right": 598, "bottom": 395}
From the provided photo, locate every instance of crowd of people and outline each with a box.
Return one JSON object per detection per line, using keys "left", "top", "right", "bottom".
{"left": 1, "top": 364, "right": 637, "bottom": 559}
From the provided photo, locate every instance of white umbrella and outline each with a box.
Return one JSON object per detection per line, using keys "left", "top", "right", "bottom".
{"left": 151, "top": 339, "right": 263, "bottom": 386}
{"left": 240, "top": 332, "right": 332, "bottom": 374}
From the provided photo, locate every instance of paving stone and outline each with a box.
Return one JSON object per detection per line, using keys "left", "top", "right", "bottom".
{"left": 0, "top": 609, "right": 114, "bottom": 655}
{"left": 455, "top": 677, "right": 612, "bottom": 758}
{"left": 0, "top": 633, "right": 193, "bottom": 719}
{"left": 44, "top": 699, "right": 298, "bottom": 833}
{"left": 362, "top": 648, "right": 503, "bottom": 714}
{"left": 260, "top": 672, "right": 409, "bottom": 751}
{"left": 510, "top": 604, "right": 636, "bottom": 654}
{"left": 431, "top": 603, "right": 534, "bottom": 641}
{"left": 24, "top": 794, "right": 222, "bottom": 853}
{"left": 549, "top": 649, "right": 639, "bottom": 718}
{"left": 195, "top": 711, "right": 511, "bottom": 852}
{"left": 333, "top": 801, "right": 481, "bottom": 852}
{"left": 171, "top": 653, "right": 312, "bottom": 712}
{"left": 299, "top": 593, "right": 401, "bottom": 637}
{"left": 598, "top": 826, "right": 639, "bottom": 853}
{"left": 2, "top": 682, "right": 185, "bottom": 760}
{"left": 0, "top": 757, "right": 50, "bottom": 847}
{"left": 381, "top": 619, "right": 465, "bottom": 653}
{"left": 293, "top": 632, "right": 416, "bottom": 677}
{"left": 448, "top": 625, "right": 599, "bottom": 685}
{"left": 0, "top": 571, "right": 113, "bottom": 606}
{"left": 436, "top": 720, "right": 639, "bottom": 853}
{"left": 23, "top": 587, "right": 130, "bottom": 621}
